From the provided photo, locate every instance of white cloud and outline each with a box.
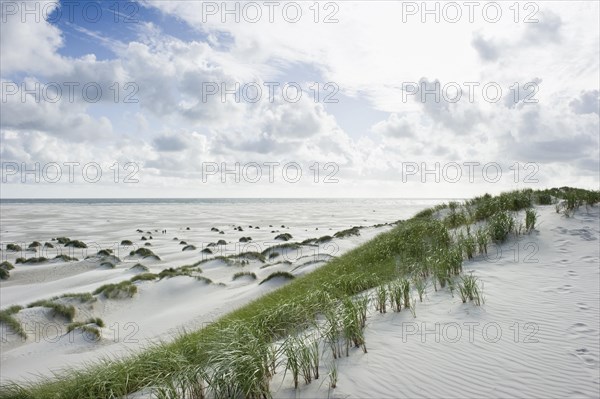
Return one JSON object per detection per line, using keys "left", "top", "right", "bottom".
{"left": 1, "top": 1, "right": 598, "bottom": 197}
{"left": 0, "top": 0, "right": 67, "bottom": 75}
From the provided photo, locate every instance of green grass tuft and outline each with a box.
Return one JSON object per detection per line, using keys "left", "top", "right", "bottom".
{"left": 458, "top": 274, "right": 484, "bottom": 305}
{"left": 54, "top": 254, "right": 79, "bottom": 262}
{"left": 129, "top": 248, "right": 160, "bottom": 260}
{"left": 225, "top": 251, "right": 266, "bottom": 263}
{"left": 260, "top": 242, "right": 301, "bottom": 256}
{"left": 56, "top": 237, "right": 70, "bottom": 245}
{"left": 59, "top": 293, "right": 96, "bottom": 303}
{"left": 488, "top": 211, "right": 515, "bottom": 243}
{"left": 27, "top": 301, "right": 75, "bottom": 322}
{"left": 21, "top": 257, "right": 49, "bottom": 265}
{"left": 274, "top": 233, "right": 293, "bottom": 241}
{"left": 0, "top": 261, "right": 15, "bottom": 270}
{"left": 158, "top": 268, "right": 191, "bottom": 279}
{"left": 65, "top": 240, "right": 87, "bottom": 248}
{"left": 93, "top": 281, "right": 137, "bottom": 299}
{"left": 333, "top": 226, "right": 361, "bottom": 238}
{"left": 259, "top": 271, "right": 295, "bottom": 285}
{"left": 130, "top": 273, "right": 158, "bottom": 282}
{"left": 0, "top": 306, "right": 26, "bottom": 339}
{"left": 525, "top": 209, "right": 537, "bottom": 232}
{"left": 6, "top": 244, "right": 22, "bottom": 251}
{"left": 195, "top": 276, "right": 213, "bottom": 284}
{"left": 129, "top": 263, "right": 149, "bottom": 272}
{"left": 67, "top": 317, "right": 105, "bottom": 334}
{"left": 232, "top": 271, "right": 257, "bottom": 281}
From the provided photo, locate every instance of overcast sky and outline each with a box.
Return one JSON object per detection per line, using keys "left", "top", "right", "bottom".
{"left": 1, "top": 0, "right": 598, "bottom": 198}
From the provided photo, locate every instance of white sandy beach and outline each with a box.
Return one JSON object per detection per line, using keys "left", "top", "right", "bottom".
{"left": 1, "top": 201, "right": 599, "bottom": 398}
{"left": 0, "top": 199, "right": 425, "bottom": 383}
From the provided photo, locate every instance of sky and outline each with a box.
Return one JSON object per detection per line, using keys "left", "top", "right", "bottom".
{"left": 0, "top": 0, "right": 599, "bottom": 198}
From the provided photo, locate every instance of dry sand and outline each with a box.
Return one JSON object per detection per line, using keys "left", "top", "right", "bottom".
{"left": 269, "top": 205, "right": 600, "bottom": 398}
{"left": 0, "top": 199, "right": 422, "bottom": 382}
{"left": 1, "top": 202, "right": 598, "bottom": 398}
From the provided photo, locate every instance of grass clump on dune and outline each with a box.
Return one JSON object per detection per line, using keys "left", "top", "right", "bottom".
{"left": 0, "top": 261, "right": 15, "bottom": 270}
{"left": 315, "top": 235, "right": 333, "bottom": 243}
{"left": 93, "top": 281, "right": 137, "bottom": 299}
{"left": 458, "top": 274, "right": 484, "bottom": 305}
{"left": 97, "top": 249, "right": 113, "bottom": 257}
{"left": 66, "top": 322, "right": 103, "bottom": 341}
{"left": 525, "top": 209, "right": 537, "bottom": 232}
{"left": 67, "top": 318, "right": 105, "bottom": 340}
{"left": 232, "top": 271, "right": 257, "bottom": 281}
{"left": 21, "top": 257, "right": 49, "bottom": 265}
{"left": 53, "top": 254, "right": 77, "bottom": 262}
{"left": 274, "top": 233, "right": 293, "bottom": 241}
{"left": 235, "top": 251, "right": 266, "bottom": 263}
{"left": 28, "top": 293, "right": 96, "bottom": 305}
{"left": 129, "top": 263, "right": 149, "bottom": 272}
{"left": 158, "top": 268, "right": 191, "bottom": 280}
{"left": 129, "top": 248, "right": 160, "bottom": 260}
{"left": 27, "top": 300, "right": 75, "bottom": 322}
{"left": 6, "top": 244, "right": 22, "bottom": 251}
{"left": 551, "top": 188, "right": 599, "bottom": 216}
{"left": 130, "top": 273, "right": 158, "bottom": 282}
{"left": 0, "top": 306, "right": 26, "bottom": 339}
{"left": 259, "top": 271, "right": 295, "bottom": 285}
{"left": 65, "top": 240, "right": 87, "bottom": 249}
{"left": 333, "top": 226, "right": 361, "bottom": 238}
{"left": 302, "top": 235, "right": 334, "bottom": 245}
{"left": 0, "top": 268, "right": 9, "bottom": 279}
{"left": 59, "top": 293, "right": 96, "bottom": 303}
{"left": 179, "top": 265, "right": 203, "bottom": 274}
{"left": 0, "top": 263, "right": 14, "bottom": 279}
{"left": 536, "top": 192, "right": 553, "bottom": 205}
{"left": 219, "top": 251, "right": 266, "bottom": 264}
{"left": 488, "top": 211, "right": 515, "bottom": 243}
{"left": 54, "top": 254, "right": 79, "bottom": 262}
{"left": 56, "top": 237, "right": 70, "bottom": 245}
{"left": 67, "top": 318, "right": 105, "bottom": 331}
{"left": 191, "top": 256, "right": 233, "bottom": 267}
{"left": 260, "top": 242, "right": 301, "bottom": 257}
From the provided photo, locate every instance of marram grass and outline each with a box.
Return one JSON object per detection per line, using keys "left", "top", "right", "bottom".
{"left": 0, "top": 306, "right": 26, "bottom": 339}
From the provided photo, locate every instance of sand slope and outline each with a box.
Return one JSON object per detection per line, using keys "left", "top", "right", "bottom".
{"left": 270, "top": 205, "right": 600, "bottom": 398}
{"left": 1, "top": 200, "right": 421, "bottom": 383}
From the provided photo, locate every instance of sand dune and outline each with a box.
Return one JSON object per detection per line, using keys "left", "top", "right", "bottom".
{"left": 270, "top": 205, "right": 600, "bottom": 398}
{"left": 0, "top": 200, "right": 420, "bottom": 382}
{"left": 2, "top": 200, "right": 598, "bottom": 398}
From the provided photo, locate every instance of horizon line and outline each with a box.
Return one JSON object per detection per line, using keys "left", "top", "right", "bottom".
{"left": 0, "top": 197, "right": 470, "bottom": 200}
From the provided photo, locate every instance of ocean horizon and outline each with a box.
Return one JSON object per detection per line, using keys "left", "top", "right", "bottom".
{"left": 0, "top": 197, "right": 467, "bottom": 205}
